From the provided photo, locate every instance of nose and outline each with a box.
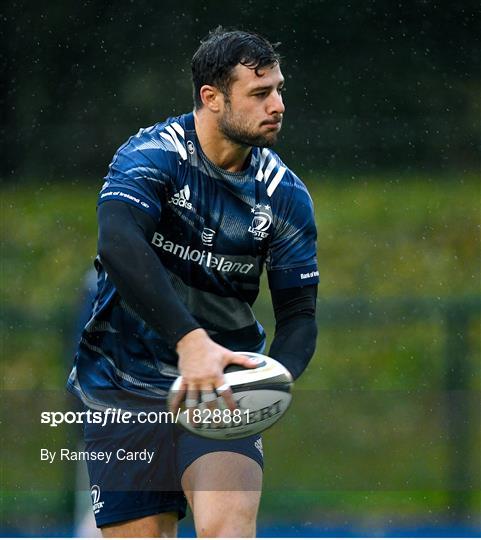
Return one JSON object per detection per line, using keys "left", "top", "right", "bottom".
{"left": 267, "top": 91, "right": 285, "bottom": 116}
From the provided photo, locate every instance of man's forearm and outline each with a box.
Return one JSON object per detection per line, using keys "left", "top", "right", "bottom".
{"left": 269, "top": 285, "right": 318, "bottom": 379}
{"left": 269, "top": 315, "right": 317, "bottom": 379}
{"left": 97, "top": 200, "right": 201, "bottom": 347}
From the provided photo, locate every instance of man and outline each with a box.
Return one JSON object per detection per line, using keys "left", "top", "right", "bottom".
{"left": 68, "top": 27, "right": 318, "bottom": 537}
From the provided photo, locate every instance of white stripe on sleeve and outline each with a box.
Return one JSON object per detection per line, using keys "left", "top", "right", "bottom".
{"left": 255, "top": 149, "right": 270, "bottom": 181}
{"left": 165, "top": 125, "right": 187, "bottom": 160}
{"left": 171, "top": 122, "right": 185, "bottom": 139}
{"left": 266, "top": 166, "right": 286, "bottom": 196}
{"left": 160, "top": 132, "right": 176, "bottom": 150}
{"left": 263, "top": 158, "right": 277, "bottom": 183}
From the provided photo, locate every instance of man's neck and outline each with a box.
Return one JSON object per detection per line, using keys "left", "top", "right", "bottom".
{"left": 193, "top": 110, "right": 251, "bottom": 173}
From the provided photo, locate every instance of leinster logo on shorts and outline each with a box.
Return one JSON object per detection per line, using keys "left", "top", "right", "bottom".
{"left": 248, "top": 205, "right": 272, "bottom": 241}
{"left": 91, "top": 485, "right": 105, "bottom": 514}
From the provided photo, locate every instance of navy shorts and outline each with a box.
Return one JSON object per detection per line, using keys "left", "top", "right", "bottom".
{"left": 83, "top": 408, "right": 264, "bottom": 528}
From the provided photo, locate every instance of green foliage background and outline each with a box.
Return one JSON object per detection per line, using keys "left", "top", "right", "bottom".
{"left": 1, "top": 174, "right": 479, "bottom": 532}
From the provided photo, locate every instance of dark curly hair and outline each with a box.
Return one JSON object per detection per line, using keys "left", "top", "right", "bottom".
{"left": 191, "top": 26, "right": 281, "bottom": 109}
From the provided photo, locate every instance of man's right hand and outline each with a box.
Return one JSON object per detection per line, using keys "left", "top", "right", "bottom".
{"left": 169, "top": 328, "right": 258, "bottom": 413}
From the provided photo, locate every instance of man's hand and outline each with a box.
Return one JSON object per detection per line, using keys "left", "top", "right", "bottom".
{"left": 169, "top": 328, "right": 258, "bottom": 413}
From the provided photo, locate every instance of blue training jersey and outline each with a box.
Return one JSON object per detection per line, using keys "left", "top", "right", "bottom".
{"left": 67, "top": 112, "right": 319, "bottom": 411}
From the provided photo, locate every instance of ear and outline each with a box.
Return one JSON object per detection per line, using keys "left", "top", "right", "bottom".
{"left": 199, "top": 85, "right": 223, "bottom": 113}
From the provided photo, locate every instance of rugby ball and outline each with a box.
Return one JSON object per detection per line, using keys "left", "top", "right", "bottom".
{"left": 168, "top": 352, "right": 293, "bottom": 440}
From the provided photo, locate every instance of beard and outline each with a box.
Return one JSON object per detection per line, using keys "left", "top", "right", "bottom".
{"left": 218, "top": 103, "right": 281, "bottom": 148}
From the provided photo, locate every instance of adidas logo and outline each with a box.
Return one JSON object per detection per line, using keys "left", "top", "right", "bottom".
{"left": 169, "top": 185, "right": 193, "bottom": 210}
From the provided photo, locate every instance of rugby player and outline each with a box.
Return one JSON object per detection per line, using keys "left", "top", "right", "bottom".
{"left": 68, "top": 27, "right": 319, "bottom": 537}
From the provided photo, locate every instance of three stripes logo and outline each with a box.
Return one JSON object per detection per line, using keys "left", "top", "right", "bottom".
{"left": 255, "top": 148, "right": 286, "bottom": 197}
{"left": 169, "top": 184, "right": 193, "bottom": 210}
{"left": 160, "top": 122, "right": 188, "bottom": 160}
